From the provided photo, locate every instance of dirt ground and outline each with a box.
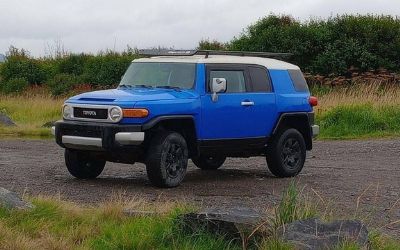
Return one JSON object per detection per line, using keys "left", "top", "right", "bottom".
{"left": 0, "top": 139, "right": 399, "bottom": 237}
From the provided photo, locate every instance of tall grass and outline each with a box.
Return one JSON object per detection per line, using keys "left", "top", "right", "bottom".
{"left": 0, "top": 90, "right": 63, "bottom": 137}
{"left": 1, "top": 80, "right": 400, "bottom": 139}
{"left": 0, "top": 186, "right": 399, "bottom": 249}
{"left": 314, "top": 80, "right": 400, "bottom": 111}
{"left": 0, "top": 196, "right": 237, "bottom": 250}
{"left": 314, "top": 81, "right": 400, "bottom": 139}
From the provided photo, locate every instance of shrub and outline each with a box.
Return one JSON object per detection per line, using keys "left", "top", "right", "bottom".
{"left": 227, "top": 14, "right": 400, "bottom": 75}
{"left": 46, "top": 73, "right": 80, "bottom": 96}
{"left": 57, "top": 53, "right": 89, "bottom": 75}
{"left": 82, "top": 52, "right": 135, "bottom": 87}
{"left": 198, "top": 39, "right": 227, "bottom": 50}
{"left": 0, "top": 46, "right": 47, "bottom": 84}
{"left": 0, "top": 77, "right": 29, "bottom": 94}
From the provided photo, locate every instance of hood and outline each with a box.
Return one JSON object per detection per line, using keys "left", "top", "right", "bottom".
{"left": 67, "top": 88, "right": 198, "bottom": 104}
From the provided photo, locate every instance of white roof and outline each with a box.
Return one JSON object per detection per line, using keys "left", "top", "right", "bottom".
{"left": 133, "top": 55, "right": 299, "bottom": 70}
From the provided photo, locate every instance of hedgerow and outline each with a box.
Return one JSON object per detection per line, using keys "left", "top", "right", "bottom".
{"left": 1, "top": 14, "right": 400, "bottom": 95}
{"left": 214, "top": 14, "right": 400, "bottom": 76}
{"left": 0, "top": 47, "right": 139, "bottom": 95}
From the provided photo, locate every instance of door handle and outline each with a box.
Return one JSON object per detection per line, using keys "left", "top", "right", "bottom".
{"left": 241, "top": 101, "right": 254, "bottom": 106}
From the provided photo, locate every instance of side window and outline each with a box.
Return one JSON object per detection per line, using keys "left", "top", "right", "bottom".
{"left": 209, "top": 70, "right": 246, "bottom": 93}
{"left": 288, "top": 69, "right": 309, "bottom": 92}
{"left": 249, "top": 66, "right": 272, "bottom": 92}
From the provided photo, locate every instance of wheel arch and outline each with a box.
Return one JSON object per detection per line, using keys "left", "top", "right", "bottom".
{"left": 271, "top": 112, "right": 312, "bottom": 150}
{"left": 143, "top": 115, "right": 199, "bottom": 157}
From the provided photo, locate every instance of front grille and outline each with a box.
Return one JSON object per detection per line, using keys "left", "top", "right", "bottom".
{"left": 62, "top": 126, "right": 102, "bottom": 138}
{"left": 73, "top": 107, "right": 108, "bottom": 120}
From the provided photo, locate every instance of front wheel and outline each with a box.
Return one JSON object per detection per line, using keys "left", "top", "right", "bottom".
{"left": 192, "top": 155, "right": 226, "bottom": 170}
{"left": 266, "top": 128, "right": 306, "bottom": 177}
{"left": 145, "top": 131, "right": 188, "bottom": 188}
{"left": 65, "top": 149, "right": 106, "bottom": 179}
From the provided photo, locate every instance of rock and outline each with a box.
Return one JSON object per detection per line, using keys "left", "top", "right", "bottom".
{"left": 178, "top": 207, "right": 264, "bottom": 241}
{"left": 41, "top": 120, "right": 57, "bottom": 128}
{"left": 0, "top": 113, "right": 16, "bottom": 127}
{"left": 0, "top": 187, "right": 34, "bottom": 210}
{"left": 280, "top": 218, "right": 369, "bottom": 250}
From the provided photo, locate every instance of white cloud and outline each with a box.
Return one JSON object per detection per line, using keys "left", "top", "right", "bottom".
{"left": 0, "top": 0, "right": 399, "bottom": 56}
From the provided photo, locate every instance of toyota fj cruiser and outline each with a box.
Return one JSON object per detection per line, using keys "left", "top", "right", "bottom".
{"left": 53, "top": 50, "right": 319, "bottom": 188}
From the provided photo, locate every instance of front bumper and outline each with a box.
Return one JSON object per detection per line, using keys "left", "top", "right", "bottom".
{"left": 53, "top": 120, "right": 145, "bottom": 151}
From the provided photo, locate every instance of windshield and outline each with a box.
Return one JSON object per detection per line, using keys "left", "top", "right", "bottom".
{"left": 119, "top": 62, "right": 196, "bottom": 89}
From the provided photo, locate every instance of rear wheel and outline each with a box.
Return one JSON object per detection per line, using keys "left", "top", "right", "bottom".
{"left": 145, "top": 131, "right": 188, "bottom": 188}
{"left": 192, "top": 155, "right": 226, "bottom": 170}
{"left": 65, "top": 149, "right": 106, "bottom": 179}
{"left": 266, "top": 128, "right": 306, "bottom": 177}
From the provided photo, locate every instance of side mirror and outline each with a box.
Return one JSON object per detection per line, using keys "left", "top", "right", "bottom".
{"left": 211, "top": 78, "right": 227, "bottom": 102}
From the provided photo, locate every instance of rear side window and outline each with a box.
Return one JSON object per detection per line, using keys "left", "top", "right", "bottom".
{"left": 288, "top": 69, "right": 309, "bottom": 92}
{"left": 209, "top": 70, "right": 246, "bottom": 93}
{"left": 249, "top": 66, "right": 272, "bottom": 92}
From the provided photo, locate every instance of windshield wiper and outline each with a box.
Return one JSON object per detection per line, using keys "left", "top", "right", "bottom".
{"left": 118, "top": 84, "right": 133, "bottom": 88}
{"left": 133, "top": 84, "right": 153, "bottom": 89}
{"left": 119, "top": 84, "right": 154, "bottom": 89}
{"left": 156, "top": 86, "right": 181, "bottom": 91}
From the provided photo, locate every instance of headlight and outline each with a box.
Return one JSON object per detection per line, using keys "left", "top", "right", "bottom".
{"left": 62, "top": 104, "right": 73, "bottom": 119}
{"left": 109, "top": 107, "right": 123, "bottom": 122}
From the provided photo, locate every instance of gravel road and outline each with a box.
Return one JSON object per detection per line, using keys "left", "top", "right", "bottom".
{"left": 0, "top": 139, "right": 399, "bottom": 236}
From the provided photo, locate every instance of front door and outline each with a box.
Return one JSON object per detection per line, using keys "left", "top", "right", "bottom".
{"left": 200, "top": 64, "right": 277, "bottom": 140}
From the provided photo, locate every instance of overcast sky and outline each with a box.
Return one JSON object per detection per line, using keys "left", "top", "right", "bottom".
{"left": 0, "top": 0, "right": 399, "bottom": 57}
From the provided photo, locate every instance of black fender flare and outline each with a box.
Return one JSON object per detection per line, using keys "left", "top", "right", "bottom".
{"left": 271, "top": 112, "right": 313, "bottom": 150}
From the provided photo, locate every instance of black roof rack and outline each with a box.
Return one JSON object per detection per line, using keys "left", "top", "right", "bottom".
{"left": 196, "top": 50, "right": 292, "bottom": 59}
{"left": 138, "top": 49, "right": 292, "bottom": 59}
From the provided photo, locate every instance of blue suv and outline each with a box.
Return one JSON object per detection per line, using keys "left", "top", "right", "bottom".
{"left": 53, "top": 50, "right": 319, "bottom": 188}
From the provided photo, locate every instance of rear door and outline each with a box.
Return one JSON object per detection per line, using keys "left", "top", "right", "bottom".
{"left": 200, "top": 64, "right": 277, "bottom": 140}
{"left": 246, "top": 65, "right": 278, "bottom": 136}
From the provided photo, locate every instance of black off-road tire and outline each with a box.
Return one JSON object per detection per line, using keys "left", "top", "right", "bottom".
{"left": 145, "top": 131, "right": 188, "bottom": 188}
{"left": 266, "top": 128, "right": 306, "bottom": 177}
{"left": 192, "top": 155, "right": 226, "bottom": 170}
{"left": 65, "top": 149, "right": 106, "bottom": 179}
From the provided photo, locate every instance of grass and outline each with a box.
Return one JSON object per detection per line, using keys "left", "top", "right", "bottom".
{"left": 313, "top": 81, "right": 400, "bottom": 139}
{"left": 1, "top": 81, "right": 400, "bottom": 139}
{"left": 0, "top": 196, "right": 238, "bottom": 250}
{"left": 0, "top": 92, "right": 63, "bottom": 138}
{"left": 0, "top": 184, "right": 399, "bottom": 249}
{"left": 274, "top": 182, "right": 317, "bottom": 226}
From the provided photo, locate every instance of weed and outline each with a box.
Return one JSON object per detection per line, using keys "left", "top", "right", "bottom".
{"left": 275, "top": 182, "right": 317, "bottom": 227}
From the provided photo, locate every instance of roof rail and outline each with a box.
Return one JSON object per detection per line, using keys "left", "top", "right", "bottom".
{"left": 196, "top": 50, "right": 292, "bottom": 59}
{"left": 138, "top": 49, "right": 292, "bottom": 59}
{"left": 138, "top": 49, "right": 197, "bottom": 57}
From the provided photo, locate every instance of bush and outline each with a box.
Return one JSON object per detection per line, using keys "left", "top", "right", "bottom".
{"left": 0, "top": 77, "right": 29, "bottom": 94}
{"left": 82, "top": 52, "right": 135, "bottom": 86}
{"left": 227, "top": 14, "right": 400, "bottom": 75}
{"left": 46, "top": 73, "right": 80, "bottom": 96}
{"left": 198, "top": 39, "right": 227, "bottom": 50}
{"left": 0, "top": 47, "right": 47, "bottom": 84}
{"left": 57, "top": 53, "right": 89, "bottom": 75}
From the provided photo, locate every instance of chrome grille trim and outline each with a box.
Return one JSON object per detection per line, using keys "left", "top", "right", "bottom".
{"left": 64, "top": 103, "right": 122, "bottom": 123}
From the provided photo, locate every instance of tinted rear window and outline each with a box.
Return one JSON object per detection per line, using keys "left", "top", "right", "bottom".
{"left": 288, "top": 70, "right": 309, "bottom": 92}
{"left": 249, "top": 66, "right": 272, "bottom": 92}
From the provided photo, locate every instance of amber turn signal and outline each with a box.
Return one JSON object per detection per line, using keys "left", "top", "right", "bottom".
{"left": 122, "top": 108, "right": 149, "bottom": 118}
